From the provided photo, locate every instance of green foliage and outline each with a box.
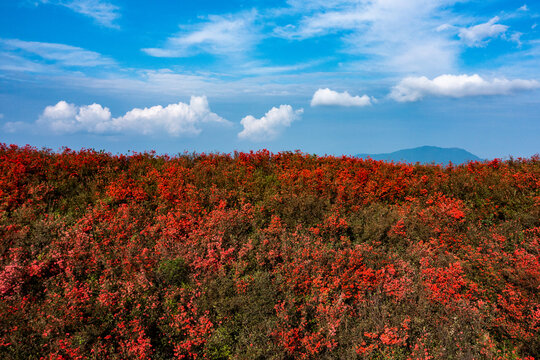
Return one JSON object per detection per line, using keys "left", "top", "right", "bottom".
{"left": 157, "top": 258, "right": 190, "bottom": 288}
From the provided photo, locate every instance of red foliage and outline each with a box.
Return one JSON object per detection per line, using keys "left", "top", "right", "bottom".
{"left": 0, "top": 144, "right": 539, "bottom": 358}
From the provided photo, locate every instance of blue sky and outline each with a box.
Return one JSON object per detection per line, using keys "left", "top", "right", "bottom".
{"left": 1, "top": 0, "right": 539, "bottom": 158}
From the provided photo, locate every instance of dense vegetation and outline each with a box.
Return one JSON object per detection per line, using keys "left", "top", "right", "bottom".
{"left": 0, "top": 143, "right": 539, "bottom": 359}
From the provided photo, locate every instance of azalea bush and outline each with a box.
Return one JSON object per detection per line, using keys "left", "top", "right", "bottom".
{"left": 0, "top": 144, "right": 539, "bottom": 359}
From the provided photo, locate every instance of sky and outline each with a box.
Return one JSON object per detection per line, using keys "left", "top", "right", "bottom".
{"left": 1, "top": 0, "right": 539, "bottom": 158}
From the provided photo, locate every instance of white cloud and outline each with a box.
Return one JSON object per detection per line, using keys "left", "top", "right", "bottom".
{"left": 285, "top": 0, "right": 358, "bottom": 11}
{"left": 310, "top": 88, "right": 373, "bottom": 107}
{"left": 143, "top": 12, "right": 259, "bottom": 58}
{"left": 0, "top": 51, "right": 52, "bottom": 72}
{"left": 274, "top": 10, "right": 365, "bottom": 39}
{"left": 238, "top": 105, "right": 303, "bottom": 141}
{"left": 2, "top": 121, "right": 29, "bottom": 134}
{"left": 274, "top": 0, "right": 462, "bottom": 75}
{"left": 0, "top": 38, "right": 114, "bottom": 67}
{"left": 37, "top": 100, "right": 112, "bottom": 133}
{"left": 238, "top": 60, "right": 322, "bottom": 75}
{"left": 509, "top": 32, "right": 523, "bottom": 47}
{"left": 37, "top": 0, "right": 120, "bottom": 28}
{"left": 112, "top": 96, "right": 228, "bottom": 136}
{"left": 518, "top": 5, "right": 529, "bottom": 12}
{"left": 458, "top": 17, "right": 508, "bottom": 47}
{"left": 0, "top": 113, "right": 3, "bottom": 119}
{"left": 36, "top": 97, "right": 229, "bottom": 136}
{"left": 42, "top": 101, "right": 78, "bottom": 120}
{"left": 390, "top": 74, "right": 540, "bottom": 102}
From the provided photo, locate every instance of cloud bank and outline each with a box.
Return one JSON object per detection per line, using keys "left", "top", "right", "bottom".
{"left": 390, "top": 74, "right": 540, "bottom": 102}
{"left": 36, "top": 96, "right": 228, "bottom": 136}
{"left": 238, "top": 105, "right": 303, "bottom": 141}
{"left": 311, "top": 88, "right": 373, "bottom": 107}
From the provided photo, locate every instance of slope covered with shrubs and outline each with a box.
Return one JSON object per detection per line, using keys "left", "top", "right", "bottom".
{"left": 1, "top": 144, "right": 539, "bottom": 359}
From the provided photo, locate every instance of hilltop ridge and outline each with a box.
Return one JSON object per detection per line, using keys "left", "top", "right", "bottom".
{"left": 356, "top": 145, "right": 482, "bottom": 165}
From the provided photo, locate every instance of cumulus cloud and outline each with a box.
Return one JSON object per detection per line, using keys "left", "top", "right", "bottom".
{"left": 143, "top": 12, "right": 259, "bottom": 58}
{"left": 238, "top": 105, "right": 303, "bottom": 141}
{"left": 38, "top": 101, "right": 112, "bottom": 133}
{"left": 458, "top": 17, "right": 508, "bottom": 47}
{"left": 36, "top": 0, "right": 120, "bottom": 28}
{"left": 390, "top": 74, "right": 540, "bottom": 102}
{"left": 36, "top": 96, "right": 229, "bottom": 136}
{"left": 311, "top": 88, "right": 373, "bottom": 107}
{"left": 112, "top": 96, "right": 228, "bottom": 136}
{"left": 0, "top": 38, "right": 114, "bottom": 67}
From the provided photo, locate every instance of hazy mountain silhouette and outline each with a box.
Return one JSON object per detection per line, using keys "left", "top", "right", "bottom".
{"left": 356, "top": 146, "right": 482, "bottom": 165}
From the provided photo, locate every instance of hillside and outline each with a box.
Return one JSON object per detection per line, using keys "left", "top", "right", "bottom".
{"left": 356, "top": 145, "right": 482, "bottom": 165}
{"left": 1, "top": 144, "right": 539, "bottom": 359}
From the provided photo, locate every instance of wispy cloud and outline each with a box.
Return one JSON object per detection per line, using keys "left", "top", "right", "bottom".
{"left": 32, "top": 97, "right": 229, "bottom": 136}
{"left": 3, "top": 1, "right": 539, "bottom": 109}
{"left": 390, "top": 74, "right": 540, "bottom": 102}
{"left": 0, "top": 38, "right": 114, "bottom": 67}
{"left": 311, "top": 88, "right": 373, "bottom": 107}
{"left": 458, "top": 17, "right": 509, "bottom": 47}
{"left": 273, "top": 10, "right": 365, "bottom": 39}
{"left": 1, "top": 65, "right": 326, "bottom": 101}
{"left": 143, "top": 12, "right": 260, "bottom": 58}
{"left": 437, "top": 13, "right": 530, "bottom": 48}
{"left": 0, "top": 51, "right": 52, "bottom": 72}
{"left": 274, "top": 0, "right": 463, "bottom": 75}
{"left": 238, "top": 60, "right": 324, "bottom": 76}
{"left": 285, "top": 0, "right": 359, "bottom": 11}
{"left": 36, "top": 0, "right": 120, "bottom": 28}
{"left": 238, "top": 105, "right": 303, "bottom": 141}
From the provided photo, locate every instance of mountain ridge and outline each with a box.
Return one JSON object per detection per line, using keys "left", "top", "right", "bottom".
{"left": 356, "top": 145, "right": 482, "bottom": 165}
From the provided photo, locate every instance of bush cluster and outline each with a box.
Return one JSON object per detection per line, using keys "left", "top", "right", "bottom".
{"left": 1, "top": 144, "right": 539, "bottom": 359}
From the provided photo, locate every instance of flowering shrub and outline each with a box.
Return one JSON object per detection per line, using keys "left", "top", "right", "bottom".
{"left": 0, "top": 144, "right": 539, "bottom": 358}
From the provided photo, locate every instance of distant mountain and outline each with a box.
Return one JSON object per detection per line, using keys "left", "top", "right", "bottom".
{"left": 356, "top": 146, "right": 482, "bottom": 165}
